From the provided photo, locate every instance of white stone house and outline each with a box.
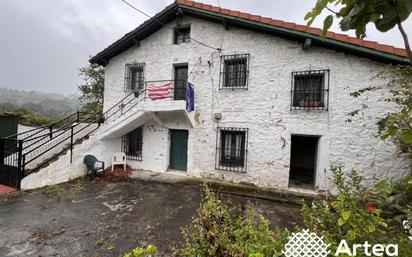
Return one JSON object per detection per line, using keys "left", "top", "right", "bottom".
{"left": 21, "top": 0, "right": 410, "bottom": 192}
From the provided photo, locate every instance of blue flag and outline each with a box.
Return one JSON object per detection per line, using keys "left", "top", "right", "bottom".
{"left": 186, "top": 83, "right": 195, "bottom": 112}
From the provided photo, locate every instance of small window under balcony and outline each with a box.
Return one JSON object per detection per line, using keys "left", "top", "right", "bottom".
{"left": 122, "top": 127, "right": 143, "bottom": 161}
{"left": 291, "top": 69, "right": 329, "bottom": 110}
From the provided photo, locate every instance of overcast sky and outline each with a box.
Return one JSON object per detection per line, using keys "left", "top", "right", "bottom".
{"left": 0, "top": 0, "right": 411, "bottom": 96}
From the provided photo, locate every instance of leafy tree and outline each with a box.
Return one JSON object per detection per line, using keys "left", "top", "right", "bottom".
{"left": 78, "top": 63, "right": 104, "bottom": 116}
{"left": 305, "top": 0, "right": 412, "bottom": 62}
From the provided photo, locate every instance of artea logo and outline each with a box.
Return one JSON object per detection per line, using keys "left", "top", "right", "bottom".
{"left": 282, "top": 229, "right": 330, "bottom": 257}
{"left": 282, "top": 229, "right": 399, "bottom": 256}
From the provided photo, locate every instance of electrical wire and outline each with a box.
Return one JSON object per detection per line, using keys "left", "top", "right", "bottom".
{"left": 119, "top": 0, "right": 221, "bottom": 51}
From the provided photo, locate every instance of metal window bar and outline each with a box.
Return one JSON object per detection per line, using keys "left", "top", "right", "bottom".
{"left": 220, "top": 54, "right": 250, "bottom": 90}
{"left": 124, "top": 63, "right": 145, "bottom": 92}
{"left": 122, "top": 127, "right": 143, "bottom": 161}
{"left": 290, "top": 69, "right": 329, "bottom": 110}
{"left": 215, "top": 127, "right": 248, "bottom": 173}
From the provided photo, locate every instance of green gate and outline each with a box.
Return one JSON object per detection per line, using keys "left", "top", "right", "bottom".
{"left": 0, "top": 114, "right": 18, "bottom": 138}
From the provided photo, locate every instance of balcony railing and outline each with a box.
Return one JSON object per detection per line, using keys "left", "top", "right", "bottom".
{"left": 143, "top": 79, "right": 188, "bottom": 101}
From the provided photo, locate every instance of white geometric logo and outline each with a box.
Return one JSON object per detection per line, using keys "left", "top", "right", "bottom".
{"left": 403, "top": 219, "right": 412, "bottom": 241}
{"left": 282, "top": 229, "right": 331, "bottom": 257}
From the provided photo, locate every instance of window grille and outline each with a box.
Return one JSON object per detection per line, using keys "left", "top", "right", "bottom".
{"left": 215, "top": 127, "right": 248, "bottom": 172}
{"left": 220, "top": 54, "right": 250, "bottom": 90}
{"left": 291, "top": 69, "right": 329, "bottom": 110}
{"left": 122, "top": 127, "right": 143, "bottom": 160}
{"left": 124, "top": 63, "right": 145, "bottom": 92}
{"left": 174, "top": 26, "right": 191, "bottom": 44}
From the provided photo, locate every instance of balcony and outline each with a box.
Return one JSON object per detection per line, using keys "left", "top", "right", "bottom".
{"left": 99, "top": 80, "right": 195, "bottom": 140}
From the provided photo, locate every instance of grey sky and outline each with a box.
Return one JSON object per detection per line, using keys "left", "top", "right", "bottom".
{"left": 0, "top": 0, "right": 410, "bottom": 96}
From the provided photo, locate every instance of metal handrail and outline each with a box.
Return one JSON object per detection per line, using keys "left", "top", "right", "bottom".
{"left": 1, "top": 80, "right": 191, "bottom": 187}
{"left": 23, "top": 115, "right": 98, "bottom": 167}
{"left": 6, "top": 112, "right": 80, "bottom": 140}
{"left": 22, "top": 87, "right": 148, "bottom": 172}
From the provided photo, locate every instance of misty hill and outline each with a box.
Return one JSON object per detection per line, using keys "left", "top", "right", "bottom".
{"left": 0, "top": 87, "right": 81, "bottom": 118}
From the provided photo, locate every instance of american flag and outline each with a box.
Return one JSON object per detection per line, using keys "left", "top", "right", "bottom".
{"left": 148, "top": 82, "right": 171, "bottom": 100}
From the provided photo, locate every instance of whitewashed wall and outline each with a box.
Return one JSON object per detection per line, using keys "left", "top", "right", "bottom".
{"left": 26, "top": 15, "right": 408, "bottom": 191}
{"left": 102, "top": 15, "right": 409, "bottom": 192}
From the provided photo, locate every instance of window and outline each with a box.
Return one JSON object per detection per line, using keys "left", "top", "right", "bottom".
{"left": 220, "top": 54, "right": 250, "bottom": 90}
{"left": 122, "top": 127, "right": 143, "bottom": 160}
{"left": 291, "top": 69, "right": 329, "bottom": 110}
{"left": 174, "top": 26, "right": 191, "bottom": 44}
{"left": 215, "top": 127, "right": 248, "bottom": 172}
{"left": 125, "top": 63, "right": 144, "bottom": 91}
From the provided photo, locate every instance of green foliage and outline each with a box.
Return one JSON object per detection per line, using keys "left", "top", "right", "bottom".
{"left": 0, "top": 106, "right": 60, "bottom": 126}
{"left": 301, "top": 166, "right": 389, "bottom": 254}
{"left": 0, "top": 87, "right": 79, "bottom": 126}
{"left": 374, "top": 175, "right": 412, "bottom": 225}
{"left": 176, "top": 185, "right": 290, "bottom": 257}
{"left": 78, "top": 63, "right": 104, "bottom": 116}
{"left": 123, "top": 245, "right": 157, "bottom": 257}
{"left": 305, "top": 0, "right": 412, "bottom": 37}
{"left": 302, "top": 165, "right": 412, "bottom": 256}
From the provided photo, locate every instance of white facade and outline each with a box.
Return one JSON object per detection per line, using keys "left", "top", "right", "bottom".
{"left": 99, "top": 15, "right": 409, "bottom": 192}
{"left": 22, "top": 15, "right": 409, "bottom": 192}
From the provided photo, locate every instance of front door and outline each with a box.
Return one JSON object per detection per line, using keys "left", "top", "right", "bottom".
{"left": 169, "top": 130, "right": 188, "bottom": 171}
{"left": 174, "top": 65, "right": 188, "bottom": 100}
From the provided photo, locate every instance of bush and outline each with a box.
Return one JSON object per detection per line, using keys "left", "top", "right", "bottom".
{"left": 301, "top": 165, "right": 412, "bottom": 256}
{"left": 176, "top": 186, "right": 290, "bottom": 257}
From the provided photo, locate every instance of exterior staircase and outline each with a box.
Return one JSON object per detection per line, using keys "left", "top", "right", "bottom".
{"left": 0, "top": 80, "right": 194, "bottom": 189}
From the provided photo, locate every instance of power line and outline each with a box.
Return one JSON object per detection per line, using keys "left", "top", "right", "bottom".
{"left": 119, "top": 0, "right": 221, "bottom": 51}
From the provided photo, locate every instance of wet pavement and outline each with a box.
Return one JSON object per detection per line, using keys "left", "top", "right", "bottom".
{"left": 0, "top": 177, "right": 302, "bottom": 257}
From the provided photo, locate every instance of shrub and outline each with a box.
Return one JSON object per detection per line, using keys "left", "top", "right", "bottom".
{"left": 176, "top": 186, "right": 290, "bottom": 257}
{"left": 301, "top": 165, "right": 412, "bottom": 256}
{"left": 123, "top": 244, "right": 157, "bottom": 257}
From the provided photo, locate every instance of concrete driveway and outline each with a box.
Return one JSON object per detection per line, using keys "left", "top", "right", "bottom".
{"left": 0, "top": 173, "right": 302, "bottom": 257}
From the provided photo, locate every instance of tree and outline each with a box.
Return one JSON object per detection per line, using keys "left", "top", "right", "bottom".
{"left": 78, "top": 63, "right": 104, "bottom": 116}
{"left": 305, "top": 0, "right": 412, "bottom": 62}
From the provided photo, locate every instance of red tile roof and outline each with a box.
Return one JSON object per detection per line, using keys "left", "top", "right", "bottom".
{"left": 177, "top": 0, "right": 408, "bottom": 58}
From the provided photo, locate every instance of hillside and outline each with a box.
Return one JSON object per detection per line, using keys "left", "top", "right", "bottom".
{"left": 0, "top": 87, "right": 81, "bottom": 118}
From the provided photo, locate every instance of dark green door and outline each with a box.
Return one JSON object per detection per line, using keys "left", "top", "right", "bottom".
{"left": 174, "top": 65, "right": 188, "bottom": 100}
{"left": 169, "top": 130, "right": 188, "bottom": 171}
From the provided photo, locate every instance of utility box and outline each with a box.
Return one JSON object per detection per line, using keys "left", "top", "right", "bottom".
{"left": 0, "top": 113, "right": 18, "bottom": 138}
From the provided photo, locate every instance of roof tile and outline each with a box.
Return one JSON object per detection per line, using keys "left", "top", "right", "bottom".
{"left": 239, "top": 12, "right": 251, "bottom": 19}
{"left": 202, "top": 4, "right": 212, "bottom": 10}
{"left": 210, "top": 6, "right": 220, "bottom": 12}
{"left": 230, "top": 10, "right": 241, "bottom": 17}
{"left": 260, "top": 17, "right": 272, "bottom": 23}
{"left": 394, "top": 48, "right": 407, "bottom": 56}
{"left": 294, "top": 24, "right": 308, "bottom": 32}
{"left": 193, "top": 2, "right": 202, "bottom": 8}
{"left": 220, "top": 8, "right": 230, "bottom": 15}
{"left": 375, "top": 44, "right": 394, "bottom": 54}
{"left": 270, "top": 19, "right": 284, "bottom": 27}
{"left": 283, "top": 22, "right": 296, "bottom": 29}
{"left": 182, "top": 0, "right": 194, "bottom": 7}
{"left": 249, "top": 15, "right": 262, "bottom": 22}
{"left": 177, "top": 0, "right": 408, "bottom": 58}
